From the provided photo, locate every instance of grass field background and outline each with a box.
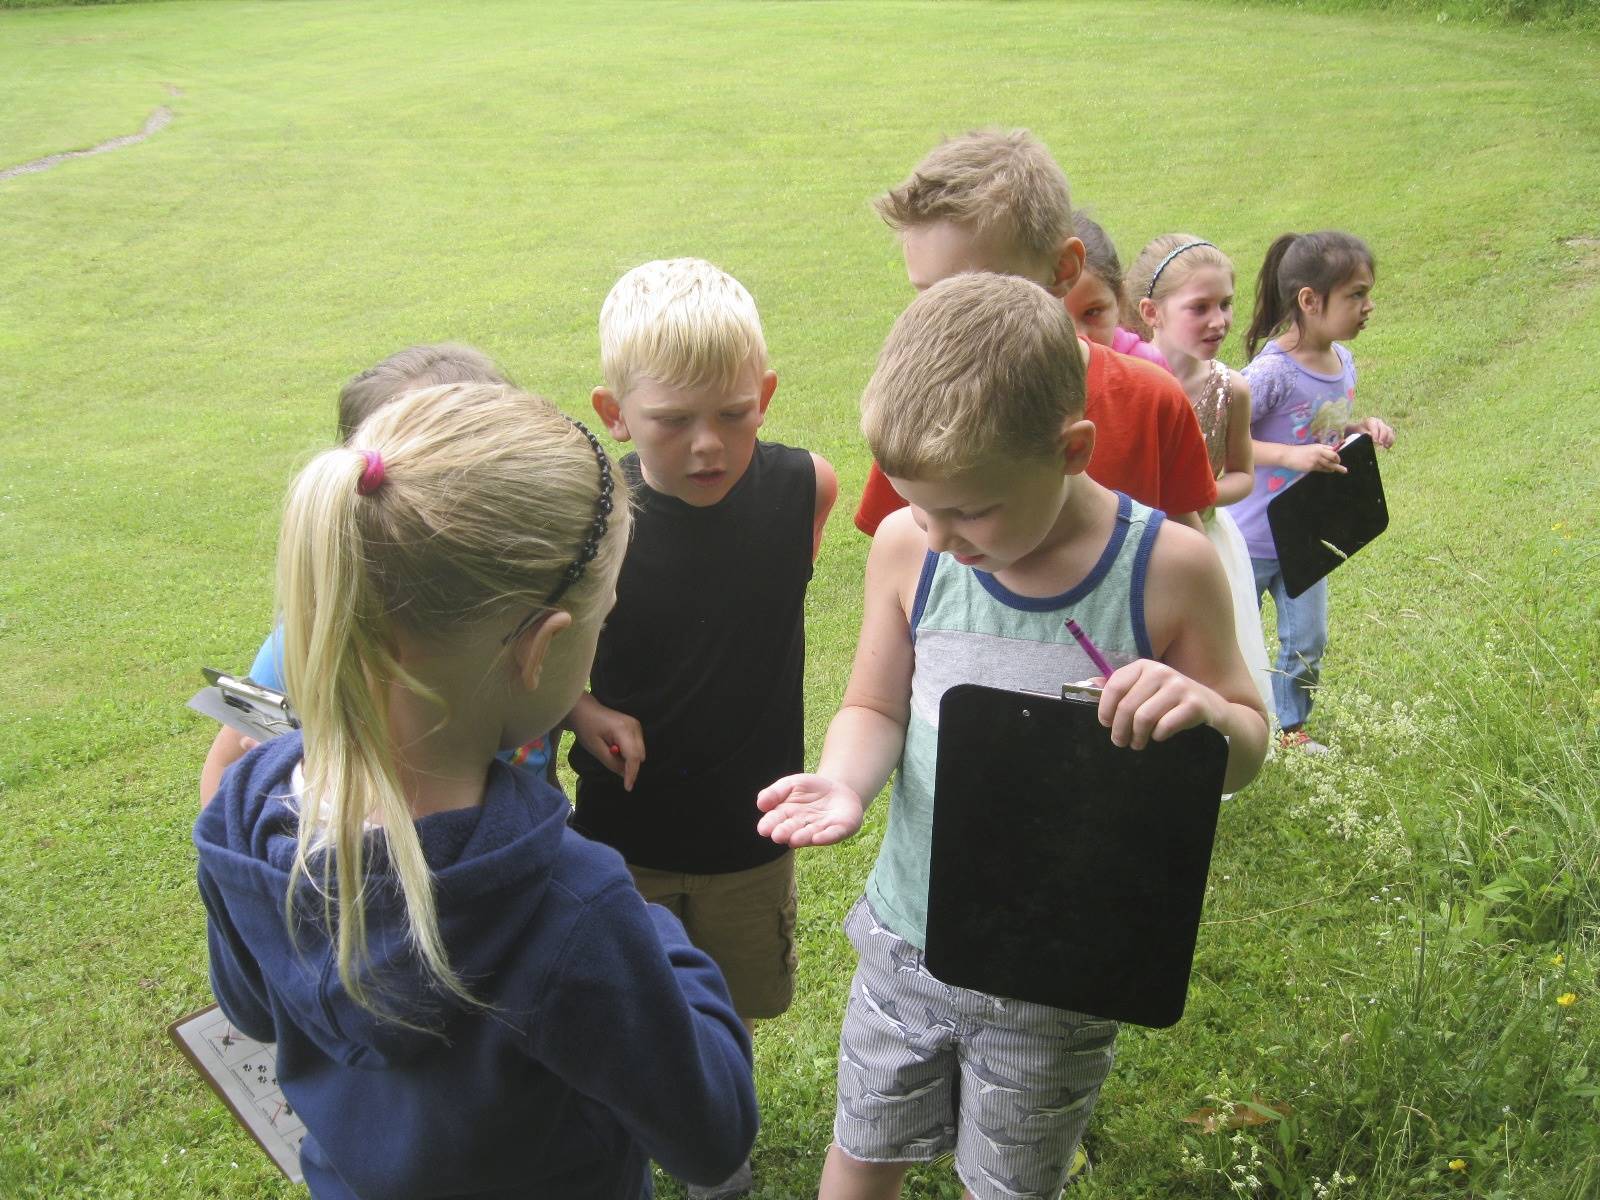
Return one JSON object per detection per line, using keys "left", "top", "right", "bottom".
{"left": 2, "top": 2, "right": 1597, "bottom": 1197}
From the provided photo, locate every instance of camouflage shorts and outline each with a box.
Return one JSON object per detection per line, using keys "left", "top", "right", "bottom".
{"left": 832, "top": 897, "right": 1118, "bottom": 1200}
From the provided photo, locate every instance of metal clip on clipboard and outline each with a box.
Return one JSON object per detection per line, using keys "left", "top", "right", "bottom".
{"left": 1018, "top": 680, "right": 1103, "bottom": 705}
{"left": 187, "top": 668, "right": 299, "bottom": 743}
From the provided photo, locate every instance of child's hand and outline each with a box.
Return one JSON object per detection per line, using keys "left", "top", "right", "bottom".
{"left": 568, "top": 695, "right": 645, "bottom": 791}
{"left": 755, "top": 775, "right": 865, "bottom": 847}
{"left": 1349, "top": 417, "right": 1395, "bottom": 448}
{"left": 1285, "top": 442, "right": 1347, "bottom": 474}
{"left": 1098, "top": 660, "right": 1224, "bottom": 750}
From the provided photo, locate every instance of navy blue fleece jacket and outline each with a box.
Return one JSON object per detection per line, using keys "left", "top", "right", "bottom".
{"left": 194, "top": 733, "right": 757, "bottom": 1199}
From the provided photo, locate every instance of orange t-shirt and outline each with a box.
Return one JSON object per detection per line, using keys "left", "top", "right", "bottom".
{"left": 853, "top": 340, "right": 1217, "bottom": 534}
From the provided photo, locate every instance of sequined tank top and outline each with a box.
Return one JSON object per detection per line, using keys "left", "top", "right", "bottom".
{"left": 1191, "top": 358, "right": 1232, "bottom": 479}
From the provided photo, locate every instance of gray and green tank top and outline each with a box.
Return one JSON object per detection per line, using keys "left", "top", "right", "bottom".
{"left": 866, "top": 493, "right": 1164, "bottom": 948}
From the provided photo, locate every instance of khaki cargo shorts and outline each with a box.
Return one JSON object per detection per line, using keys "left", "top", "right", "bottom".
{"left": 629, "top": 851, "right": 797, "bottom": 1021}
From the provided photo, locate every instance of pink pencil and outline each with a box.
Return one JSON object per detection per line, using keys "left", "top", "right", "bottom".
{"left": 1064, "top": 617, "right": 1115, "bottom": 678}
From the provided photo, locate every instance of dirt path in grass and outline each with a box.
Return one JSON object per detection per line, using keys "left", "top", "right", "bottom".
{"left": 0, "top": 85, "right": 180, "bottom": 182}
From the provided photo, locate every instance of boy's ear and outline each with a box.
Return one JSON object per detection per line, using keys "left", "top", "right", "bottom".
{"left": 758, "top": 369, "right": 777, "bottom": 417}
{"left": 1296, "top": 285, "right": 1322, "bottom": 316}
{"left": 1058, "top": 415, "right": 1096, "bottom": 477}
{"left": 509, "top": 609, "right": 574, "bottom": 691}
{"left": 1048, "top": 236, "right": 1086, "bottom": 295}
{"left": 592, "top": 387, "right": 630, "bottom": 441}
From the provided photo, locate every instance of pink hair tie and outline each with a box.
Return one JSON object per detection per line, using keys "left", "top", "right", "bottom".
{"left": 356, "top": 450, "right": 386, "bottom": 495}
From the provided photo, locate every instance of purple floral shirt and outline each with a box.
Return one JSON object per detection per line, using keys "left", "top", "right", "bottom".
{"left": 1233, "top": 340, "right": 1357, "bottom": 559}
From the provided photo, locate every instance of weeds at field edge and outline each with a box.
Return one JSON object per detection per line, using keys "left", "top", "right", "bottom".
{"left": 1175, "top": 542, "right": 1599, "bottom": 1198}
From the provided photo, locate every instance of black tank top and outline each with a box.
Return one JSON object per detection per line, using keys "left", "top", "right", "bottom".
{"left": 570, "top": 441, "right": 815, "bottom": 873}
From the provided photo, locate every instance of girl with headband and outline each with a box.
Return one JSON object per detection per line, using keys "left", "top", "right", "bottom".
{"left": 1127, "top": 234, "right": 1275, "bottom": 734}
{"left": 193, "top": 382, "right": 757, "bottom": 1198}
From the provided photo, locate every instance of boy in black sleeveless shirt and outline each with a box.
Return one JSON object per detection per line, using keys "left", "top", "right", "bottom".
{"left": 567, "top": 258, "right": 837, "bottom": 1199}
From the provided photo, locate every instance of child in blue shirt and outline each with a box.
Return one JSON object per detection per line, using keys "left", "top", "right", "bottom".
{"left": 198, "top": 344, "right": 543, "bottom": 804}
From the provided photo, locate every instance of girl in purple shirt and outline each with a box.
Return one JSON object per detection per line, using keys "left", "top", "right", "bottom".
{"left": 1236, "top": 231, "right": 1396, "bottom": 752}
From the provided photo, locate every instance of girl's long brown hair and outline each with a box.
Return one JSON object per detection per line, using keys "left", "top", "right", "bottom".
{"left": 1244, "top": 231, "right": 1375, "bottom": 360}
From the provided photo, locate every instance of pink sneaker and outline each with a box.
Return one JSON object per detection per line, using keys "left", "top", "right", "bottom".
{"left": 1279, "top": 728, "right": 1330, "bottom": 755}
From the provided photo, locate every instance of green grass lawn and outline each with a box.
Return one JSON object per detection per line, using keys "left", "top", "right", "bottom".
{"left": 2, "top": 2, "right": 1597, "bottom": 1197}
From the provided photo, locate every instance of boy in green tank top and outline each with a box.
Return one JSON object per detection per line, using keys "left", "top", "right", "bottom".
{"left": 757, "top": 273, "right": 1268, "bottom": 1200}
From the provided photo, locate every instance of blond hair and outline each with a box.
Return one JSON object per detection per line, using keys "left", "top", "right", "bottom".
{"left": 862, "top": 273, "right": 1085, "bottom": 480}
{"left": 276, "top": 382, "right": 629, "bottom": 1017}
{"left": 599, "top": 258, "right": 766, "bottom": 398}
{"left": 873, "top": 128, "right": 1074, "bottom": 271}
{"left": 1123, "top": 234, "right": 1235, "bottom": 340}
{"left": 336, "top": 343, "right": 511, "bottom": 441}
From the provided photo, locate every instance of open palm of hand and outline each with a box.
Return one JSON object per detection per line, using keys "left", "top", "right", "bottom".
{"left": 755, "top": 774, "right": 865, "bottom": 846}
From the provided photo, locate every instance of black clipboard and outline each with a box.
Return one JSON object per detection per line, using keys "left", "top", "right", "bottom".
{"left": 1266, "top": 432, "right": 1388, "bottom": 598}
{"left": 925, "top": 683, "right": 1227, "bottom": 1028}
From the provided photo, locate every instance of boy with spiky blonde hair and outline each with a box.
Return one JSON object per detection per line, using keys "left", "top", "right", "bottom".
{"left": 854, "top": 127, "right": 1217, "bottom": 538}
{"left": 567, "top": 258, "right": 837, "bottom": 1199}
{"left": 759, "top": 273, "right": 1266, "bottom": 1200}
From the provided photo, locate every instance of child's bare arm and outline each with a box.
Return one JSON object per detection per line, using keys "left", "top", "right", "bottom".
{"left": 810, "top": 452, "right": 839, "bottom": 562}
{"left": 1214, "top": 373, "right": 1256, "bottom": 507}
{"left": 757, "top": 510, "right": 920, "bottom": 845}
{"left": 200, "top": 727, "right": 257, "bottom": 809}
{"left": 1168, "top": 510, "right": 1205, "bottom": 532}
{"left": 1252, "top": 438, "right": 1346, "bottom": 474}
{"left": 1109, "top": 522, "right": 1269, "bottom": 793}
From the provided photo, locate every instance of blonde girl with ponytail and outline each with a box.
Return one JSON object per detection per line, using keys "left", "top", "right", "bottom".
{"left": 195, "top": 382, "right": 757, "bottom": 1200}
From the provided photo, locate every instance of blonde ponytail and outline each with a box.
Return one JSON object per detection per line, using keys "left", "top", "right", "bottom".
{"left": 275, "top": 383, "right": 630, "bottom": 1018}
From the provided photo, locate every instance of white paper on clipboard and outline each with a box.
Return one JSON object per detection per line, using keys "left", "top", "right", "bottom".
{"left": 169, "top": 1005, "right": 303, "bottom": 1182}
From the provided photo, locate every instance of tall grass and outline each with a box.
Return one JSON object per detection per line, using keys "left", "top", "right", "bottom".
{"left": 1176, "top": 546, "right": 1600, "bottom": 1198}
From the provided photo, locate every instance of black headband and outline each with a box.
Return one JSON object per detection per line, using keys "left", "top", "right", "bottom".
{"left": 1145, "top": 241, "right": 1215, "bottom": 299}
{"left": 543, "top": 419, "right": 615, "bottom": 608}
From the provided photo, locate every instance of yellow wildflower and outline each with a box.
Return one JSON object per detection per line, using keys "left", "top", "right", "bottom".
{"left": 1552, "top": 952, "right": 1565, "bottom": 967}
{"left": 1448, "top": 1158, "right": 1468, "bottom": 1172}
{"left": 1557, "top": 992, "right": 1578, "bottom": 1007}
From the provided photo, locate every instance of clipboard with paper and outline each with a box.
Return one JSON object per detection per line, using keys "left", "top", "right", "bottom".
{"left": 169, "top": 1005, "right": 303, "bottom": 1182}
{"left": 924, "top": 682, "right": 1227, "bottom": 1028}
